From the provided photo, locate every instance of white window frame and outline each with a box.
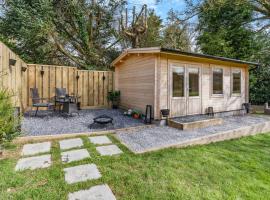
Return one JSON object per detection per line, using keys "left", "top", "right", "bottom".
{"left": 231, "top": 68, "right": 242, "bottom": 96}
{"left": 211, "top": 66, "right": 224, "bottom": 97}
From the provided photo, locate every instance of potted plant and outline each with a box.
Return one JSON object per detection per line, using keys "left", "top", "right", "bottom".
{"left": 132, "top": 110, "right": 140, "bottom": 119}
{"left": 107, "top": 91, "right": 120, "bottom": 109}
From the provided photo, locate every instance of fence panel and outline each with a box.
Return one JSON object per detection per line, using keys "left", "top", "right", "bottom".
{"left": 26, "top": 65, "right": 113, "bottom": 109}
{"left": 0, "top": 42, "right": 114, "bottom": 111}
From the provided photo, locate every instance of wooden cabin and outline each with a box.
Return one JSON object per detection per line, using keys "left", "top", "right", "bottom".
{"left": 112, "top": 47, "right": 258, "bottom": 120}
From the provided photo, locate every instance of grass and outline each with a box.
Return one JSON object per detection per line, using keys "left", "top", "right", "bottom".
{"left": 1, "top": 133, "right": 270, "bottom": 200}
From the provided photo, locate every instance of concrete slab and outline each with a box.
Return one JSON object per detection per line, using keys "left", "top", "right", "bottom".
{"left": 89, "top": 136, "right": 112, "bottom": 145}
{"left": 15, "top": 154, "right": 51, "bottom": 171}
{"left": 68, "top": 184, "right": 116, "bottom": 200}
{"left": 96, "top": 145, "right": 123, "bottom": 156}
{"left": 59, "top": 138, "right": 83, "bottom": 150}
{"left": 61, "top": 149, "right": 90, "bottom": 163}
{"left": 64, "top": 164, "right": 101, "bottom": 184}
{"left": 21, "top": 142, "right": 51, "bottom": 156}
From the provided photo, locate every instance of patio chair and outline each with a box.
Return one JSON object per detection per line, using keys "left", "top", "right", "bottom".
{"left": 30, "top": 88, "right": 54, "bottom": 116}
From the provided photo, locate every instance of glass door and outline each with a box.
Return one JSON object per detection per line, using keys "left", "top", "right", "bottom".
{"left": 187, "top": 66, "right": 201, "bottom": 115}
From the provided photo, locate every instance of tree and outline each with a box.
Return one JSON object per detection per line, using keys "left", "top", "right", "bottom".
{"left": 119, "top": 4, "right": 148, "bottom": 48}
{"left": 196, "top": 0, "right": 257, "bottom": 60}
{"left": 138, "top": 9, "right": 163, "bottom": 47}
{"left": 162, "top": 9, "right": 191, "bottom": 51}
{"left": 0, "top": 0, "right": 125, "bottom": 69}
{"left": 250, "top": 0, "right": 270, "bottom": 31}
{"left": 249, "top": 32, "right": 270, "bottom": 104}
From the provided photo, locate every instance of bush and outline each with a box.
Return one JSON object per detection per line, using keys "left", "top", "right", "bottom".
{"left": 0, "top": 89, "right": 20, "bottom": 145}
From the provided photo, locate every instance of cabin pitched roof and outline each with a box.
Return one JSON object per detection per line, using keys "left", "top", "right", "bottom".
{"left": 111, "top": 47, "right": 259, "bottom": 66}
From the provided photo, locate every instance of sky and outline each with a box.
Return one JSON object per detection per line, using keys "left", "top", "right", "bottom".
{"left": 127, "top": 0, "right": 188, "bottom": 20}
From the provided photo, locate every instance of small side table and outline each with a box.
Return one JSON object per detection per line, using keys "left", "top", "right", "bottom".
{"left": 62, "top": 102, "right": 78, "bottom": 115}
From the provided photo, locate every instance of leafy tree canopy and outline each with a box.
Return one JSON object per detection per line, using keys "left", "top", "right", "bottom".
{"left": 0, "top": 0, "right": 125, "bottom": 69}
{"left": 197, "top": 0, "right": 258, "bottom": 60}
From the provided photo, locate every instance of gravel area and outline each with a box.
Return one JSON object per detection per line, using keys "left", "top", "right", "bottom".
{"left": 172, "top": 114, "right": 214, "bottom": 123}
{"left": 22, "top": 109, "right": 144, "bottom": 136}
{"left": 116, "top": 115, "right": 270, "bottom": 153}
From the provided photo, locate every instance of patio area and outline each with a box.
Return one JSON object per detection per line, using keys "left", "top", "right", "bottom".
{"left": 116, "top": 114, "right": 270, "bottom": 153}
{"left": 22, "top": 109, "right": 144, "bottom": 136}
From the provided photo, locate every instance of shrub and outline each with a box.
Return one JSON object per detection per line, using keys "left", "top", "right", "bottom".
{"left": 0, "top": 89, "right": 20, "bottom": 145}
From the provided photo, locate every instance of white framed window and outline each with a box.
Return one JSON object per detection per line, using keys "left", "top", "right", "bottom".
{"left": 212, "top": 68, "right": 223, "bottom": 95}
{"left": 232, "top": 69, "right": 241, "bottom": 95}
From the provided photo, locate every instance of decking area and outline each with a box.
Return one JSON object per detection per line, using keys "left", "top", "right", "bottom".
{"left": 116, "top": 114, "right": 270, "bottom": 153}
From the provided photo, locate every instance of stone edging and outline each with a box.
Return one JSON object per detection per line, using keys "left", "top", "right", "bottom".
{"left": 14, "top": 124, "right": 154, "bottom": 144}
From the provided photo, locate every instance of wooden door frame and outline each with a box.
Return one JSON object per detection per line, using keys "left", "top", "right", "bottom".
{"left": 168, "top": 60, "right": 202, "bottom": 117}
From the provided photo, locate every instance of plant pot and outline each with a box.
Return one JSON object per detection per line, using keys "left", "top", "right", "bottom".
{"left": 112, "top": 100, "right": 119, "bottom": 109}
{"left": 160, "top": 109, "right": 170, "bottom": 118}
{"left": 133, "top": 114, "right": 140, "bottom": 119}
{"left": 112, "top": 104, "right": 118, "bottom": 109}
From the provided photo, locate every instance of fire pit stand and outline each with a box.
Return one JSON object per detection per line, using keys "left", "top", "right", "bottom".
{"left": 90, "top": 115, "right": 114, "bottom": 129}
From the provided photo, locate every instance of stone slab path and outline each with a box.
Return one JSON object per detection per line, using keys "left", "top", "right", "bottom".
{"left": 68, "top": 184, "right": 117, "bottom": 200}
{"left": 64, "top": 164, "right": 101, "bottom": 184}
{"left": 21, "top": 142, "right": 51, "bottom": 156}
{"left": 61, "top": 149, "right": 90, "bottom": 164}
{"left": 59, "top": 138, "right": 83, "bottom": 150}
{"left": 15, "top": 154, "right": 52, "bottom": 171}
{"left": 89, "top": 136, "right": 112, "bottom": 145}
{"left": 96, "top": 145, "right": 123, "bottom": 156}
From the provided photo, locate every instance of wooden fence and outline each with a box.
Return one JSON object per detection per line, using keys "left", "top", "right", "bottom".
{"left": 0, "top": 42, "right": 114, "bottom": 112}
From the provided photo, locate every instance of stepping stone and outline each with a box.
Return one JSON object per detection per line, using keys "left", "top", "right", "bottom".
{"left": 61, "top": 149, "right": 90, "bottom": 163}
{"left": 15, "top": 154, "right": 51, "bottom": 171}
{"left": 89, "top": 136, "right": 112, "bottom": 145}
{"left": 68, "top": 184, "right": 116, "bottom": 200}
{"left": 59, "top": 138, "right": 83, "bottom": 150}
{"left": 96, "top": 145, "right": 123, "bottom": 156}
{"left": 21, "top": 142, "right": 51, "bottom": 156}
{"left": 64, "top": 164, "right": 101, "bottom": 184}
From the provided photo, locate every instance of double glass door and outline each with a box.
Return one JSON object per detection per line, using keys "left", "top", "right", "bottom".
{"left": 170, "top": 63, "right": 201, "bottom": 117}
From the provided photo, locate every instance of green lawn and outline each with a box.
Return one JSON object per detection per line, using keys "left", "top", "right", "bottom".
{"left": 1, "top": 133, "right": 270, "bottom": 200}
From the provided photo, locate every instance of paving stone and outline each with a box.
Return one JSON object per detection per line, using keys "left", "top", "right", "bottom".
{"left": 59, "top": 138, "right": 83, "bottom": 150}
{"left": 68, "top": 184, "right": 116, "bottom": 200}
{"left": 96, "top": 145, "right": 123, "bottom": 156}
{"left": 64, "top": 164, "right": 101, "bottom": 184}
{"left": 89, "top": 136, "right": 112, "bottom": 145}
{"left": 21, "top": 142, "right": 51, "bottom": 156}
{"left": 61, "top": 149, "right": 90, "bottom": 163}
{"left": 15, "top": 154, "right": 51, "bottom": 171}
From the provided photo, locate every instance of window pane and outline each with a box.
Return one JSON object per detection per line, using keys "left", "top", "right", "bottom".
{"left": 189, "top": 68, "right": 199, "bottom": 96}
{"left": 233, "top": 71, "right": 241, "bottom": 94}
{"left": 172, "top": 67, "right": 184, "bottom": 97}
{"left": 213, "top": 68, "right": 223, "bottom": 94}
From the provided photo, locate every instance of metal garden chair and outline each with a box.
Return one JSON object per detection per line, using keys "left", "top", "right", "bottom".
{"left": 30, "top": 88, "right": 54, "bottom": 116}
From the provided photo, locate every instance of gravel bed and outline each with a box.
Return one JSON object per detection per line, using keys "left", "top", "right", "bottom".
{"left": 172, "top": 114, "right": 214, "bottom": 123}
{"left": 116, "top": 115, "right": 270, "bottom": 153}
{"left": 22, "top": 109, "right": 144, "bottom": 136}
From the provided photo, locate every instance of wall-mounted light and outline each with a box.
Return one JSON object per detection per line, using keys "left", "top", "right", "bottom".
{"left": 76, "top": 75, "right": 80, "bottom": 80}
{"left": 21, "top": 66, "right": 27, "bottom": 72}
{"left": 40, "top": 69, "right": 45, "bottom": 76}
{"left": 9, "top": 59, "right": 17, "bottom": 66}
{"left": 102, "top": 76, "right": 106, "bottom": 81}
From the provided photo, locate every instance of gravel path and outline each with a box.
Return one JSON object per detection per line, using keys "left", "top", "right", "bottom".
{"left": 116, "top": 115, "right": 270, "bottom": 153}
{"left": 22, "top": 109, "right": 144, "bottom": 136}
